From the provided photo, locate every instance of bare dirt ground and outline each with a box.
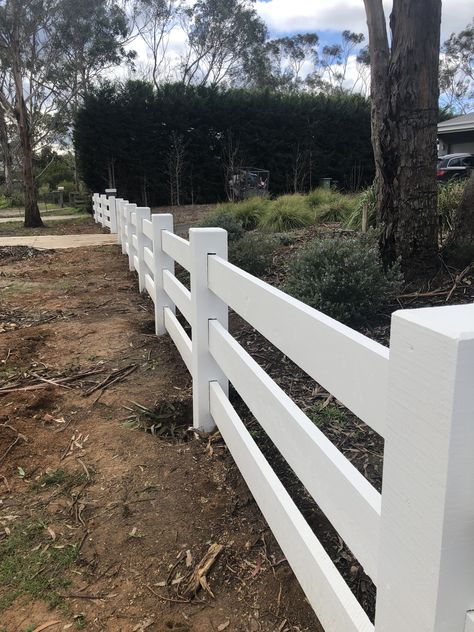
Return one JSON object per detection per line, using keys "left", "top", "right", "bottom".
{"left": 0, "top": 235, "right": 321, "bottom": 631}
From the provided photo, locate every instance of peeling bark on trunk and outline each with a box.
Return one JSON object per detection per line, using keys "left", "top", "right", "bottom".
{"left": 444, "top": 170, "right": 474, "bottom": 264}
{"left": 364, "top": 0, "right": 441, "bottom": 274}
{"left": 14, "top": 91, "right": 42, "bottom": 227}
{"left": 10, "top": 29, "right": 42, "bottom": 228}
{"left": 0, "top": 107, "right": 13, "bottom": 197}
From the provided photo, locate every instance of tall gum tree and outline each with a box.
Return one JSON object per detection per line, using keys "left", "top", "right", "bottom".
{"left": 0, "top": 0, "right": 134, "bottom": 228}
{"left": 363, "top": 0, "right": 442, "bottom": 273}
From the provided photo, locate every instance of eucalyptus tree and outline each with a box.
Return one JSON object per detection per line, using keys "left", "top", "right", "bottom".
{"left": 263, "top": 33, "right": 319, "bottom": 91}
{"left": 363, "top": 0, "right": 442, "bottom": 272}
{"left": 133, "top": 0, "right": 183, "bottom": 89}
{"left": 0, "top": 0, "right": 134, "bottom": 227}
{"left": 439, "top": 19, "right": 474, "bottom": 114}
{"left": 180, "top": 0, "right": 267, "bottom": 87}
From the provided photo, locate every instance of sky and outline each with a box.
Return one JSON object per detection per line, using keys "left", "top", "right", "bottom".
{"left": 130, "top": 0, "right": 473, "bottom": 89}
{"left": 255, "top": 0, "right": 473, "bottom": 41}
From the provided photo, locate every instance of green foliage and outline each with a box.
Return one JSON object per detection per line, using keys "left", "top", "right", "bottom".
{"left": 438, "top": 179, "right": 466, "bottom": 231}
{"left": 306, "top": 187, "right": 339, "bottom": 209}
{"left": 314, "top": 193, "right": 357, "bottom": 223}
{"left": 259, "top": 194, "right": 313, "bottom": 231}
{"left": 0, "top": 194, "right": 25, "bottom": 209}
{"left": 344, "top": 183, "right": 377, "bottom": 230}
{"left": 36, "top": 149, "right": 75, "bottom": 191}
{"left": 75, "top": 83, "right": 373, "bottom": 205}
{"left": 229, "top": 233, "right": 276, "bottom": 276}
{"left": 284, "top": 232, "right": 403, "bottom": 324}
{"left": 0, "top": 522, "right": 77, "bottom": 612}
{"left": 307, "top": 187, "right": 358, "bottom": 223}
{"left": 229, "top": 197, "right": 270, "bottom": 230}
{"left": 196, "top": 208, "right": 244, "bottom": 241}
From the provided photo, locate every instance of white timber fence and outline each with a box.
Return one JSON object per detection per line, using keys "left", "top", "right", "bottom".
{"left": 94, "top": 190, "right": 474, "bottom": 632}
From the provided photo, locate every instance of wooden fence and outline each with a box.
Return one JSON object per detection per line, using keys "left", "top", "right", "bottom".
{"left": 93, "top": 190, "right": 474, "bottom": 632}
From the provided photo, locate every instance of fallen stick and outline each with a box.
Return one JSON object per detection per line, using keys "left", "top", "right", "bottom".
{"left": 182, "top": 543, "right": 224, "bottom": 598}
{"left": 31, "top": 372, "right": 73, "bottom": 390}
{"left": 84, "top": 364, "right": 137, "bottom": 396}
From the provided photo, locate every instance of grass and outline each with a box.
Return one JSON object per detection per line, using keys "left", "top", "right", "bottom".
{"left": 308, "top": 403, "right": 347, "bottom": 429}
{"left": 200, "top": 189, "right": 358, "bottom": 234}
{"left": 0, "top": 522, "right": 78, "bottom": 612}
{"left": 31, "top": 469, "right": 88, "bottom": 493}
{"left": 259, "top": 194, "right": 313, "bottom": 231}
{"left": 0, "top": 215, "right": 93, "bottom": 237}
{"left": 228, "top": 197, "right": 270, "bottom": 229}
{"left": 0, "top": 206, "right": 81, "bottom": 218}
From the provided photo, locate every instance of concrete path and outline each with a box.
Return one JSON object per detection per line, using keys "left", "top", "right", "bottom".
{"left": 0, "top": 234, "right": 118, "bottom": 249}
{"left": 0, "top": 214, "right": 82, "bottom": 224}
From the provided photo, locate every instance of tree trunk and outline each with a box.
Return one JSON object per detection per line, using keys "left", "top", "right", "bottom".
{"left": 14, "top": 93, "right": 42, "bottom": 227}
{"left": 444, "top": 170, "right": 474, "bottom": 265}
{"left": 10, "top": 30, "right": 42, "bottom": 228}
{"left": 0, "top": 107, "right": 13, "bottom": 197}
{"left": 364, "top": 0, "right": 441, "bottom": 274}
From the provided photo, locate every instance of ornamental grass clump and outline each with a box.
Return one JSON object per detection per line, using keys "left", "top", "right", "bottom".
{"left": 437, "top": 179, "right": 466, "bottom": 232}
{"left": 232, "top": 197, "right": 270, "bottom": 230}
{"left": 306, "top": 187, "right": 340, "bottom": 209}
{"left": 344, "top": 184, "right": 377, "bottom": 230}
{"left": 284, "top": 232, "right": 403, "bottom": 324}
{"left": 259, "top": 194, "right": 313, "bottom": 232}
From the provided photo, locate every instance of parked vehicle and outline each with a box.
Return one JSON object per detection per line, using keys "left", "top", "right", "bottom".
{"left": 437, "top": 153, "right": 474, "bottom": 182}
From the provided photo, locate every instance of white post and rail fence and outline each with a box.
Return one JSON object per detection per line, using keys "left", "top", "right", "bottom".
{"left": 92, "top": 191, "right": 474, "bottom": 632}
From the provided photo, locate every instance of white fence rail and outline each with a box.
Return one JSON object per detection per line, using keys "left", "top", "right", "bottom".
{"left": 94, "top": 190, "right": 474, "bottom": 632}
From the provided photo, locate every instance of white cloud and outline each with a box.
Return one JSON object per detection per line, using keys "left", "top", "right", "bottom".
{"left": 256, "top": 0, "right": 473, "bottom": 41}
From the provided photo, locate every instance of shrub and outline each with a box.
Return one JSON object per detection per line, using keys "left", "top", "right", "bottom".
{"left": 438, "top": 179, "right": 466, "bottom": 231}
{"left": 344, "top": 184, "right": 377, "bottom": 230}
{"left": 259, "top": 194, "right": 313, "bottom": 231}
{"left": 284, "top": 231, "right": 403, "bottom": 324}
{"left": 229, "top": 233, "right": 276, "bottom": 276}
{"left": 196, "top": 208, "right": 244, "bottom": 242}
{"left": 231, "top": 196, "right": 270, "bottom": 230}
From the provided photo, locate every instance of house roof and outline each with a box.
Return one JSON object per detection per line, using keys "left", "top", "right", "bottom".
{"left": 438, "top": 112, "right": 474, "bottom": 134}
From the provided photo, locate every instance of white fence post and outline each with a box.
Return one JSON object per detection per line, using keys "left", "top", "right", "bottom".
{"left": 189, "top": 227, "right": 229, "bottom": 432}
{"left": 120, "top": 200, "right": 129, "bottom": 254}
{"left": 115, "top": 198, "right": 124, "bottom": 244}
{"left": 134, "top": 207, "right": 150, "bottom": 293}
{"left": 108, "top": 195, "right": 117, "bottom": 233}
{"left": 375, "top": 304, "right": 474, "bottom": 632}
{"left": 125, "top": 203, "right": 137, "bottom": 271}
{"left": 99, "top": 194, "right": 107, "bottom": 227}
{"left": 105, "top": 188, "right": 117, "bottom": 197}
{"left": 152, "top": 213, "right": 175, "bottom": 335}
{"left": 92, "top": 193, "right": 99, "bottom": 222}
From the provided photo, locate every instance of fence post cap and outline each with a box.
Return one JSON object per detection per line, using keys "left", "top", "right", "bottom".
{"left": 189, "top": 227, "right": 228, "bottom": 236}
{"left": 152, "top": 212, "right": 173, "bottom": 221}
{"left": 392, "top": 304, "right": 474, "bottom": 340}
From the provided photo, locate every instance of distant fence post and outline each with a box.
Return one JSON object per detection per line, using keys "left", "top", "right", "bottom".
{"left": 134, "top": 207, "right": 150, "bottom": 293}
{"left": 189, "top": 227, "right": 229, "bottom": 432}
{"left": 92, "top": 193, "right": 99, "bottom": 222}
{"left": 105, "top": 188, "right": 117, "bottom": 197}
{"left": 108, "top": 196, "right": 117, "bottom": 233}
{"left": 375, "top": 304, "right": 474, "bottom": 632}
{"left": 99, "top": 194, "right": 108, "bottom": 226}
{"left": 125, "top": 203, "right": 137, "bottom": 272}
{"left": 115, "top": 198, "right": 124, "bottom": 244}
{"left": 152, "top": 213, "right": 175, "bottom": 335}
{"left": 120, "top": 200, "right": 129, "bottom": 254}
